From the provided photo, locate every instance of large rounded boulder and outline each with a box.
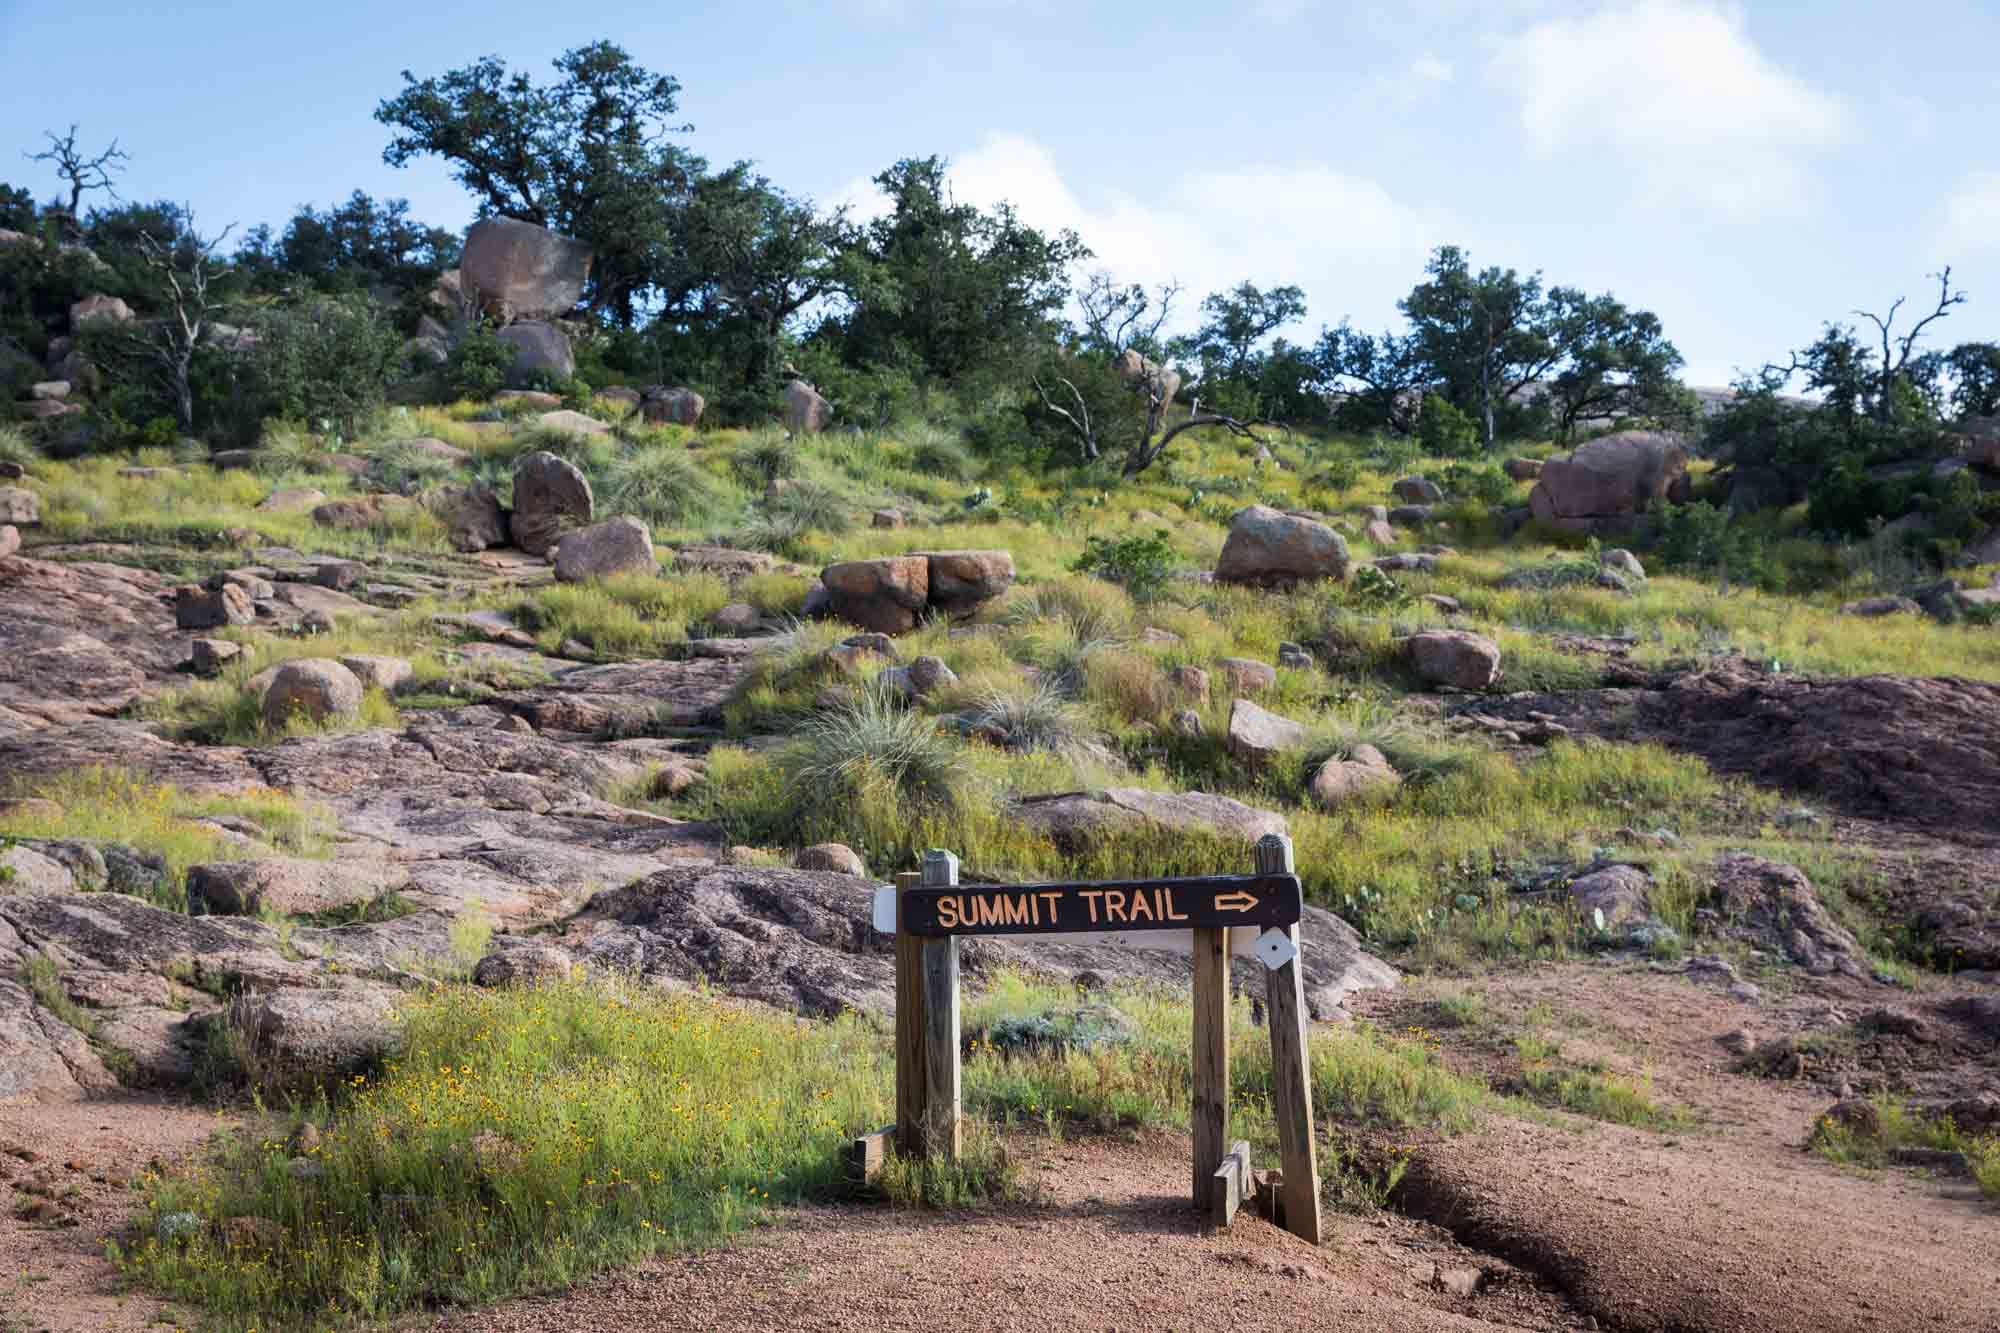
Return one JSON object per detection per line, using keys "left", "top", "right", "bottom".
{"left": 496, "top": 321, "right": 575, "bottom": 388}
{"left": 783, "top": 380, "right": 831, "bottom": 434}
{"left": 917, "top": 549, "right": 1015, "bottom": 616}
{"left": 554, "top": 516, "right": 657, "bottom": 582}
{"left": 259, "top": 658, "right": 364, "bottom": 730}
{"left": 822, "top": 556, "right": 930, "bottom": 634}
{"left": 1214, "top": 505, "right": 1351, "bottom": 586}
{"left": 509, "top": 451, "right": 594, "bottom": 556}
{"left": 1528, "top": 431, "right": 1687, "bottom": 532}
{"left": 461, "top": 217, "right": 592, "bottom": 322}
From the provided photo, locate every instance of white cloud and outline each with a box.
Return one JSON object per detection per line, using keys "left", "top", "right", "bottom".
{"left": 1409, "top": 53, "right": 1454, "bottom": 83}
{"left": 1936, "top": 170, "right": 2000, "bottom": 259}
{"left": 1489, "top": 0, "right": 1846, "bottom": 217}
{"left": 834, "top": 131, "right": 1442, "bottom": 337}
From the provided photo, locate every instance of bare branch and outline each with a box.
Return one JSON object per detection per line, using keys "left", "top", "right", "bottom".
{"left": 1854, "top": 266, "right": 1966, "bottom": 419}
{"left": 1032, "top": 373, "right": 1098, "bottom": 461}
{"left": 1124, "top": 413, "right": 1257, "bottom": 477}
{"left": 29, "top": 123, "right": 129, "bottom": 216}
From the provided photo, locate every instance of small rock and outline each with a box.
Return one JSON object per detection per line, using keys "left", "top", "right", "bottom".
{"left": 1168, "top": 665, "right": 1210, "bottom": 698}
{"left": 1276, "top": 641, "right": 1314, "bottom": 670}
{"left": 188, "top": 638, "right": 243, "bottom": 675}
{"left": 1309, "top": 744, "right": 1401, "bottom": 808}
{"left": 795, "top": 843, "right": 867, "bottom": 876}
{"left": 1568, "top": 865, "right": 1652, "bottom": 931}
{"left": 883, "top": 654, "right": 958, "bottom": 698}
{"left": 0, "top": 524, "right": 17, "bottom": 559}
{"left": 313, "top": 559, "right": 367, "bottom": 590}
{"left": 1599, "top": 548, "right": 1646, "bottom": 581}
{"left": 713, "top": 603, "right": 762, "bottom": 633}
{"left": 872, "top": 508, "right": 905, "bottom": 529}
{"left": 1407, "top": 630, "right": 1501, "bottom": 690}
{"left": 1819, "top": 1098, "right": 1882, "bottom": 1140}
{"left": 1170, "top": 708, "right": 1205, "bottom": 738}
{"left": 554, "top": 515, "right": 657, "bottom": 582}
{"left": 1225, "top": 697, "right": 1308, "bottom": 765}
{"left": 1217, "top": 657, "right": 1276, "bottom": 692}
{"left": 471, "top": 946, "right": 573, "bottom": 988}
{"left": 219, "top": 1216, "right": 286, "bottom": 1252}
{"left": 337, "top": 654, "right": 414, "bottom": 693}
{"left": 174, "top": 583, "right": 254, "bottom": 629}
{"left": 1430, "top": 1264, "right": 1486, "bottom": 1299}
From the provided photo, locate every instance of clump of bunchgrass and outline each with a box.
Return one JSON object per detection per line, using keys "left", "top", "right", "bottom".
{"left": 596, "top": 448, "right": 730, "bottom": 530}
{"left": 1001, "top": 575, "right": 1136, "bottom": 642}
{"left": 961, "top": 681, "right": 1102, "bottom": 759}
{"left": 779, "top": 685, "right": 976, "bottom": 818}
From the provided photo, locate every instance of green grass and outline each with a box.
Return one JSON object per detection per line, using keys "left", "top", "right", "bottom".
{"left": 1509, "top": 1034, "right": 1691, "bottom": 1132}
{"left": 508, "top": 571, "right": 734, "bottom": 657}
{"left": 0, "top": 767, "right": 333, "bottom": 909}
{"left": 122, "top": 970, "right": 1494, "bottom": 1329}
{"left": 121, "top": 977, "right": 894, "bottom": 1329}
{"left": 1812, "top": 1097, "right": 2000, "bottom": 1200}
{"left": 22, "top": 956, "right": 98, "bottom": 1036}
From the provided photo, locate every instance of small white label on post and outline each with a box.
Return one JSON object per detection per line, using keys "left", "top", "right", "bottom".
{"left": 872, "top": 887, "right": 897, "bottom": 934}
{"left": 1255, "top": 928, "right": 1296, "bottom": 971}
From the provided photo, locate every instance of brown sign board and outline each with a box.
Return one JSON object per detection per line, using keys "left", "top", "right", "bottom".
{"left": 898, "top": 873, "right": 1302, "bottom": 938}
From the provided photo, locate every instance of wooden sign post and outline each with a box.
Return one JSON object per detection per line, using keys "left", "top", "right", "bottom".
{"left": 872, "top": 832, "right": 1321, "bottom": 1244}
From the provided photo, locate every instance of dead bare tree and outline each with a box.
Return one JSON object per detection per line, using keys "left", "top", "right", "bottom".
{"left": 1076, "top": 272, "right": 1182, "bottom": 356}
{"left": 135, "top": 217, "right": 236, "bottom": 431}
{"left": 28, "top": 124, "right": 128, "bottom": 218}
{"left": 1856, "top": 267, "right": 1965, "bottom": 422}
{"left": 1031, "top": 371, "right": 1100, "bottom": 460}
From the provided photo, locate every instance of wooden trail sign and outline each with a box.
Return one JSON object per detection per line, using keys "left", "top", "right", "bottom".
{"left": 894, "top": 871, "right": 1302, "bottom": 938}
{"left": 875, "top": 833, "right": 1322, "bottom": 1246}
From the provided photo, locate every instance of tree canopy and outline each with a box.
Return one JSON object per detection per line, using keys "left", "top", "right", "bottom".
{"left": 376, "top": 41, "right": 698, "bottom": 325}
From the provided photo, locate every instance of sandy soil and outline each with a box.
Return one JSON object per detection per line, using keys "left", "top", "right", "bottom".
{"left": 408, "top": 1132, "right": 1586, "bottom": 1333}
{"left": 0, "top": 1092, "right": 232, "bottom": 1333}
{"left": 1359, "top": 965, "right": 2000, "bottom": 1333}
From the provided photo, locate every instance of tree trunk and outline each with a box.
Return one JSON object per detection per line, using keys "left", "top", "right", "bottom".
{"left": 1480, "top": 353, "right": 1495, "bottom": 451}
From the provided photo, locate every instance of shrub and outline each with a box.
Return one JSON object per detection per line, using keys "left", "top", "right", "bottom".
{"left": 443, "top": 326, "right": 514, "bottom": 400}
{"left": 1070, "top": 528, "right": 1176, "bottom": 601}
{"left": 248, "top": 297, "right": 401, "bottom": 437}
{"left": 1313, "top": 454, "right": 1361, "bottom": 492}
{"left": 1416, "top": 392, "right": 1477, "bottom": 457}
{"left": 1436, "top": 460, "right": 1514, "bottom": 507}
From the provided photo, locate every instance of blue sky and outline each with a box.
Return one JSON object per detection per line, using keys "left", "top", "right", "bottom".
{"left": 4, "top": 0, "right": 1996, "bottom": 386}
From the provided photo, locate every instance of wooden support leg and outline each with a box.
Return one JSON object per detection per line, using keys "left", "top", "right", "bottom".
{"left": 892, "top": 871, "right": 927, "bottom": 1158}
{"left": 1209, "top": 1139, "right": 1252, "bottom": 1228}
{"left": 919, "top": 850, "right": 961, "bottom": 1160}
{"left": 1257, "top": 834, "right": 1322, "bottom": 1245}
{"left": 1191, "top": 924, "right": 1230, "bottom": 1207}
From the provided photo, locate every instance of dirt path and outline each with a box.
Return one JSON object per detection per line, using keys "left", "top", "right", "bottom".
{"left": 409, "top": 1132, "right": 1584, "bottom": 1333}
{"left": 1360, "top": 966, "right": 2000, "bottom": 1333}
{"left": 0, "top": 1093, "right": 232, "bottom": 1333}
